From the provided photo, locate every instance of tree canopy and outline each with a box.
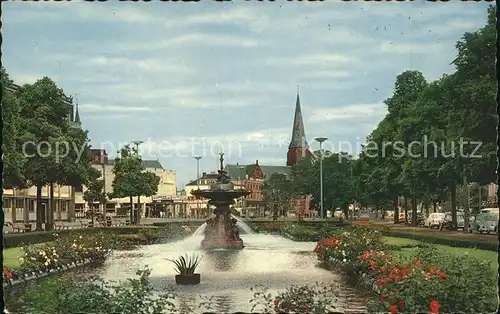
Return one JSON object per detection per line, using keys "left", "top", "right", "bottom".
{"left": 275, "top": 6, "right": 496, "bottom": 227}
{"left": 110, "top": 145, "right": 160, "bottom": 224}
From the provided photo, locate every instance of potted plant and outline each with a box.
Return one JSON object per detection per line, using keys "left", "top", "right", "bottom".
{"left": 167, "top": 253, "right": 202, "bottom": 285}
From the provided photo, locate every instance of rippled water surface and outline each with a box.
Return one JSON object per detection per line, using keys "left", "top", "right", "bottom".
{"left": 6, "top": 234, "right": 369, "bottom": 313}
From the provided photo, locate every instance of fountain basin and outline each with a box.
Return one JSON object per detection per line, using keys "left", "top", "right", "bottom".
{"left": 201, "top": 238, "right": 244, "bottom": 250}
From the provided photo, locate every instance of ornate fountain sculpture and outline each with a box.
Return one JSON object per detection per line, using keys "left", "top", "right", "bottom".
{"left": 191, "top": 153, "right": 250, "bottom": 250}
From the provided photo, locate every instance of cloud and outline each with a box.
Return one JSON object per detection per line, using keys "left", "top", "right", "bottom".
{"left": 309, "top": 103, "right": 387, "bottom": 123}
{"left": 2, "top": 1, "right": 490, "bottom": 184}
{"left": 79, "top": 104, "right": 153, "bottom": 113}
{"left": 378, "top": 41, "right": 444, "bottom": 55}
{"left": 265, "top": 53, "right": 359, "bottom": 68}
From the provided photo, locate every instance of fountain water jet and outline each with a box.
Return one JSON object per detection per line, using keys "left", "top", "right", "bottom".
{"left": 191, "top": 153, "right": 251, "bottom": 250}
{"left": 193, "top": 215, "right": 254, "bottom": 236}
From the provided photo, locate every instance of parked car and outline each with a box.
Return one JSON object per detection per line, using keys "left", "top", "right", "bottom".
{"left": 425, "top": 213, "right": 445, "bottom": 228}
{"left": 473, "top": 211, "right": 498, "bottom": 234}
{"left": 439, "top": 213, "right": 465, "bottom": 231}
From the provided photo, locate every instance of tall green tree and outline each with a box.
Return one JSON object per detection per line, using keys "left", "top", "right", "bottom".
{"left": 110, "top": 145, "right": 160, "bottom": 224}
{"left": 263, "top": 173, "right": 296, "bottom": 220}
{"left": 83, "top": 167, "right": 107, "bottom": 225}
{"left": 19, "top": 77, "right": 73, "bottom": 230}
{"left": 1, "top": 68, "right": 31, "bottom": 190}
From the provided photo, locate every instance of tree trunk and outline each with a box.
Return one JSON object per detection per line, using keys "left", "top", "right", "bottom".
{"left": 450, "top": 181, "right": 457, "bottom": 230}
{"left": 11, "top": 188, "right": 17, "bottom": 222}
{"left": 136, "top": 195, "right": 141, "bottom": 224}
{"left": 45, "top": 183, "right": 55, "bottom": 231}
{"left": 35, "top": 185, "right": 43, "bottom": 231}
{"left": 433, "top": 201, "right": 437, "bottom": 213}
{"left": 411, "top": 193, "right": 418, "bottom": 227}
{"left": 404, "top": 197, "right": 408, "bottom": 224}
{"left": 90, "top": 202, "right": 95, "bottom": 226}
{"left": 129, "top": 196, "right": 134, "bottom": 225}
{"left": 393, "top": 196, "right": 399, "bottom": 224}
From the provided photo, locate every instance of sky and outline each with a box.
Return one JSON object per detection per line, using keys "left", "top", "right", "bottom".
{"left": 2, "top": 1, "right": 492, "bottom": 187}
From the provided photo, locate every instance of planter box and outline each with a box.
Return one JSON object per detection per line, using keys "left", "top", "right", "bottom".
{"left": 175, "top": 273, "right": 200, "bottom": 285}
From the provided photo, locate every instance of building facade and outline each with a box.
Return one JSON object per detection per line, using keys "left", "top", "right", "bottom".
{"left": 74, "top": 149, "right": 177, "bottom": 218}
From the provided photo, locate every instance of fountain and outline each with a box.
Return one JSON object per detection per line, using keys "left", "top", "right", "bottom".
{"left": 191, "top": 153, "right": 251, "bottom": 250}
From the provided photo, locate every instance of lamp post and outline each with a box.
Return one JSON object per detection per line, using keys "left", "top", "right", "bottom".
{"left": 315, "top": 137, "right": 328, "bottom": 219}
{"left": 131, "top": 141, "right": 143, "bottom": 224}
{"left": 194, "top": 156, "right": 202, "bottom": 218}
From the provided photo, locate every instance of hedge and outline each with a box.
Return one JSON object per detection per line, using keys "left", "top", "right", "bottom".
{"left": 4, "top": 226, "right": 159, "bottom": 248}
{"left": 384, "top": 230, "right": 498, "bottom": 252}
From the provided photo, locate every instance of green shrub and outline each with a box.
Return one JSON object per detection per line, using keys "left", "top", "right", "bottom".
{"left": 19, "top": 232, "right": 113, "bottom": 271}
{"left": 19, "top": 268, "right": 178, "bottom": 314}
{"left": 364, "top": 246, "right": 498, "bottom": 313}
{"left": 384, "top": 230, "right": 497, "bottom": 252}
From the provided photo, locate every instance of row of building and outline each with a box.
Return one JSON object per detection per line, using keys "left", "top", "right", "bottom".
{"left": 3, "top": 90, "right": 315, "bottom": 222}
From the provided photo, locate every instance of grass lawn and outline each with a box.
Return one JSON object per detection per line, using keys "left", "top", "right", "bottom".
{"left": 382, "top": 236, "right": 422, "bottom": 246}
{"left": 383, "top": 236, "right": 498, "bottom": 274}
{"left": 4, "top": 241, "right": 55, "bottom": 270}
{"left": 4, "top": 247, "right": 24, "bottom": 270}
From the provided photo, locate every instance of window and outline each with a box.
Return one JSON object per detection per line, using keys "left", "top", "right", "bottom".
{"left": 3, "top": 198, "right": 11, "bottom": 209}
{"left": 74, "top": 185, "right": 83, "bottom": 193}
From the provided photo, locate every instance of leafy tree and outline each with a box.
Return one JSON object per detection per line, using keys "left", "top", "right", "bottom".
{"left": 18, "top": 77, "right": 74, "bottom": 230}
{"left": 110, "top": 145, "right": 160, "bottom": 224}
{"left": 292, "top": 151, "right": 355, "bottom": 219}
{"left": 83, "top": 167, "right": 107, "bottom": 225}
{"left": 1, "top": 68, "right": 31, "bottom": 190}
{"left": 263, "top": 173, "right": 296, "bottom": 221}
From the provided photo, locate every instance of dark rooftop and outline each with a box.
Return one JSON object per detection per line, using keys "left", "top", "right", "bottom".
{"left": 106, "top": 159, "right": 164, "bottom": 169}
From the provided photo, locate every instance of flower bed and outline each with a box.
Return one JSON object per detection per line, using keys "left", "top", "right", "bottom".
{"left": 281, "top": 222, "right": 351, "bottom": 242}
{"left": 3, "top": 232, "right": 113, "bottom": 289}
{"left": 313, "top": 225, "right": 498, "bottom": 313}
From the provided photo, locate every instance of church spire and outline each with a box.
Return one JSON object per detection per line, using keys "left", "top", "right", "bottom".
{"left": 288, "top": 89, "right": 308, "bottom": 149}
{"left": 286, "top": 88, "right": 311, "bottom": 166}
{"left": 74, "top": 102, "right": 81, "bottom": 124}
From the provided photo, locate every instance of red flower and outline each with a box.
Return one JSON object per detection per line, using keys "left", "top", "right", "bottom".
{"left": 379, "top": 266, "right": 386, "bottom": 273}
{"left": 389, "top": 304, "right": 398, "bottom": 313}
{"left": 429, "top": 300, "right": 440, "bottom": 314}
{"left": 379, "top": 294, "right": 389, "bottom": 301}
{"left": 303, "top": 305, "right": 310, "bottom": 311}
{"left": 398, "top": 300, "right": 405, "bottom": 309}
{"left": 274, "top": 299, "right": 279, "bottom": 306}
{"left": 3, "top": 267, "right": 13, "bottom": 280}
{"left": 440, "top": 273, "right": 447, "bottom": 279}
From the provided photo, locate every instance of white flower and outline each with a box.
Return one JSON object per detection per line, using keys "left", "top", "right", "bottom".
{"left": 54, "top": 259, "right": 58, "bottom": 263}
{"left": 30, "top": 257, "right": 36, "bottom": 261}
{"left": 343, "top": 259, "right": 347, "bottom": 263}
{"left": 19, "top": 257, "right": 24, "bottom": 263}
{"left": 44, "top": 262, "right": 49, "bottom": 266}
{"left": 79, "top": 235, "right": 83, "bottom": 239}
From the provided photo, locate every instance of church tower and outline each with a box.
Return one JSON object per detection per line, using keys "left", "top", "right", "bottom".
{"left": 70, "top": 97, "right": 82, "bottom": 129}
{"left": 287, "top": 90, "right": 312, "bottom": 166}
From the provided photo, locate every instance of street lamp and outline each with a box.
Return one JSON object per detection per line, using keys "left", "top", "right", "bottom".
{"left": 194, "top": 156, "right": 202, "bottom": 218}
{"left": 315, "top": 137, "right": 328, "bottom": 219}
{"left": 132, "top": 141, "right": 144, "bottom": 154}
